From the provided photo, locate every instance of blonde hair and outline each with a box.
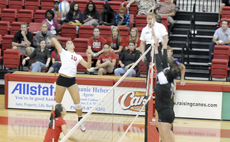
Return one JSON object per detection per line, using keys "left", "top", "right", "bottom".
{"left": 167, "top": 46, "right": 173, "bottom": 53}
{"left": 129, "top": 27, "right": 139, "bottom": 43}
{"left": 146, "top": 12, "right": 156, "bottom": 18}
{"left": 42, "top": 22, "right": 48, "bottom": 27}
{"left": 110, "top": 27, "right": 121, "bottom": 49}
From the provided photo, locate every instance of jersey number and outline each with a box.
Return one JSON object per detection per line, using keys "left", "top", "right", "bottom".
{"left": 71, "top": 55, "right": 77, "bottom": 61}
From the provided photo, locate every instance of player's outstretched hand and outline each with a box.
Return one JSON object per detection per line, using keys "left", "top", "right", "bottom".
{"left": 86, "top": 49, "right": 92, "bottom": 57}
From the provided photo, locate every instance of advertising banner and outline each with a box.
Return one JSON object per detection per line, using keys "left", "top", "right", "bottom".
{"left": 8, "top": 81, "right": 113, "bottom": 114}
{"left": 114, "top": 87, "right": 147, "bottom": 115}
{"left": 174, "top": 90, "right": 222, "bottom": 119}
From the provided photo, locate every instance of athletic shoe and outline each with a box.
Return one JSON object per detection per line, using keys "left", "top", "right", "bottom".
{"left": 87, "top": 67, "right": 95, "bottom": 73}
{"left": 80, "top": 122, "right": 86, "bottom": 132}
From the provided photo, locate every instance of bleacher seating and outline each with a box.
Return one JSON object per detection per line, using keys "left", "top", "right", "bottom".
{"left": 93, "top": 1, "right": 106, "bottom": 13}
{"left": 3, "top": 49, "right": 21, "bottom": 70}
{"left": 107, "top": 1, "right": 122, "bottom": 14}
{"left": 41, "top": 0, "right": 55, "bottom": 10}
{"left": 0, "top": 0, "right": 8, "bottom": 9}
{"left": 2, "top": 35, "right": 14, "bottom": 50}
{"left": 18, "top": 9, "right": 34, "bottom": 23}
{"left": 61, "top": 24, "right": 77, "bottom": 39}
{"left": 29, "top": 22, "right": 42, "bottom": 35}
{"left": 97, "top": 26, "right": 111, "bottom": 39}
{"left": 0, "top": 21, "right": 10, "bottom": 35}
{"left": 117, "top": 26, "right": 129, "bottom": 38}
{"left": 24, "top": 0, "right": 40, "bottom": 11}
{"left": 221, "top": 6, "right": 230, "bottom": 18}
{"left": 135, "top": 15, "right": 147, "bottom": 28}
{"left": 8, "top": 0, "right": 24, "bottom": 11}
{"left": 78, "top": 25, "right": 94, "bottom": 38}
{"left": 10, "top": 22, "right": 23, "bottom": 35}
{"left": 1, "top": 8, "right": 17, "bottom": 23}
{"left": 73, "top": 38, "right": 88, "bottom": 52}
{"left": 75, "top": 0, "right": 89, "bottom": 12}
{"left": 209, "top": 59, "right": 228, "bottom": 81}
{"left": 34, "top": 10, "right": 46, "bottom": 23}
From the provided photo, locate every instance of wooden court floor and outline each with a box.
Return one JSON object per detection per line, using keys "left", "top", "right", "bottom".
{"left": 0, "top": 95, "right": 230, "bottom": 142}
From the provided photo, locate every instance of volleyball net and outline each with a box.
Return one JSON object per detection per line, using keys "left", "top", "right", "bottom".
{"left": 60, "top": 46, "right": 158, "bottom": 142}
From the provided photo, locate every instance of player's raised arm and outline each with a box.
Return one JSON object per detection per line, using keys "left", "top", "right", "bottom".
{"left": 79, "top": 49, "right": 92, "bottom": 69}
{"left": 49, "top": 37, "right": 63, "bottom": 53}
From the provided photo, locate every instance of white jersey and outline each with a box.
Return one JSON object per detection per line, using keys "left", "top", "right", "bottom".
{"left": 58, "top": 49, "right": 82, "bottom": 77}
{"left": 140, "top": 22, "right": 168, "bottom": 45}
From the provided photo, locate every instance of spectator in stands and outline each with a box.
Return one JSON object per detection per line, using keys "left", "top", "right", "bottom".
{"left": 12, "top": 23, "right": 34, "bottom": 56}
{"left": 209, "top": 20, "right": 230, "bottom": 65}
{"left": 42, "top": 9, "right": 61, "bottom": 35}
{"left": 83, "top": 1, "right": 100, "bottom": 26}
{"left": 34, "top": 22, "right": 54, "bottom": 51}
{"left": 126, "top": 0, "right": 155, "bottom": 15}
{"left": 125, "top": 27, "right": 140, "bottom": 50}
{"left": 106, "top": 27, "right": 125, "bottom": 54}
{"left": 99, "top": 4, "right": 117, "bottom": 26}
{"left": 87, "top": 43, "right": 117, "bottom": 75}
{"left": 47, "top": 42, "right": 63, "bottom": 73}
{"left": 114, "top": 41, "right": 140, "bottom": 77}
{"left": 53, "top": 0, "right": 64, "bottom": 24}
{"left": 22, "top": 40, "right": 51, "bottom": 72}
{"left": 155, "top": 0, "right": 176, "bottom": 33}
{"left": 116, "top": 7, "right": 130, "bottom": 28}
{"left": 217, "top": 0, "right": 230, "bottom": 25}
{"left": 65, "top": 2, "right": 83, "bottom": 26}
{"left": 88, "top": 27, "right": 106, "bottom": 57}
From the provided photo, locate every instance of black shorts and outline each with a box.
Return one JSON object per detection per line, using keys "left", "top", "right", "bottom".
{"left": 158, "top": 109, "right": 175, "bottom": 124}
{"left": 56, "top": 75, "right": 76, "bottom": 88}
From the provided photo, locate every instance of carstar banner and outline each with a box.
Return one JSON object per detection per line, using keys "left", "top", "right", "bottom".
{"left": 8, "top": 81, "right": 113, "bottom": 114}
{"left": 114, "top": 87, "right": 147, "bottom": 115}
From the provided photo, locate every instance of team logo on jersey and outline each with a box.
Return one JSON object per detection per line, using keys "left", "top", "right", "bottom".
{"left": 118, "top": 91, "right": 146, "bottom": 112}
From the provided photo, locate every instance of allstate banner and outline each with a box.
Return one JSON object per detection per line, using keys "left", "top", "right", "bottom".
{"left": 114, "top": 87, "right": 146, "bottom": 115}
{"left": 8, "top": 81, "right": 113, "bottom": 114}
{"left": 174, "top": 90, "right": 222, "bottom": 119}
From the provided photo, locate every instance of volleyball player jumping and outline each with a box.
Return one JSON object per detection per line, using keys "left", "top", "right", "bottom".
{"left": 153, "top": 34, "right": 177, "bottom": 142}
{"left": 49, "top": 37, "right": 92, "bottom": 132}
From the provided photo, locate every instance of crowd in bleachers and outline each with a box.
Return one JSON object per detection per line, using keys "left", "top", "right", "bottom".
{"left": 1, "top": 0, "right": 177, "bottom": 77}
{"left": 2, "top": 0, "right": 229, "bottom": 79}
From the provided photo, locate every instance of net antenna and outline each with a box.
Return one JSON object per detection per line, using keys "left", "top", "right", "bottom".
{"left": 52, "top": 73, "right": 57, "bottom": 142}
{"left": 60, "top": 46, "right": 151, "bottom": 142}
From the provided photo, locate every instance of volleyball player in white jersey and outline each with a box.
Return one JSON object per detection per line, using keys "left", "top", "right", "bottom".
{"left": 49, "top": 37, "right": 92, "bottom": 132}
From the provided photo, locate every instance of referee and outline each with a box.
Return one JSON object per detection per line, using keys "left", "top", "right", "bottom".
{"left": 140, "top": 12, "right": 168, "bottom": 65}
{"left": 141, "top": 12, "right": 169, "bottom": 142}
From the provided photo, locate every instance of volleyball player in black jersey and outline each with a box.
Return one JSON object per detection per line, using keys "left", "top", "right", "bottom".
{"left": 153, "top": 35, "right": 177, "bottom": 142}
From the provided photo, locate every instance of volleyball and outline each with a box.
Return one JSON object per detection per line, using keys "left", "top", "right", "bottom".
{"left": 59, "top": 1, "right": 70, "bottom": 15}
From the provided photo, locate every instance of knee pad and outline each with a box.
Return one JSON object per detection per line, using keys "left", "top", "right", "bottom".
{"left": 75, "top": 103, "right": 82, "bottom": 109}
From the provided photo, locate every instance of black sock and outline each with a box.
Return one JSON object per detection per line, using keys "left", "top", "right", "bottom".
{"left": 156, "top": 127, "right": 159, "bottom": 133}
{"left": 171, "top": 125, "right": 173, "bottom": 132}
{"left": 78, "top": 116, "right": 83, "bottom": 122}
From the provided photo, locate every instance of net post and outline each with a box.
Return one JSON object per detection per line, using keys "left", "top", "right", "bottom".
{"left": 145, "top": 44, "right": 159, "bottom": 141}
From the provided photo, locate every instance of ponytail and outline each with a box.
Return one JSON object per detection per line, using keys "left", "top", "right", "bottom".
{"left": 48, "top": 104, "right": 63, "bottom": 128}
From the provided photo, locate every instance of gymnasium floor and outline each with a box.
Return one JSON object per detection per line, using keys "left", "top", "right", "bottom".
{"left": 0, "top": 95, "right": 230, "bottom": 142}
